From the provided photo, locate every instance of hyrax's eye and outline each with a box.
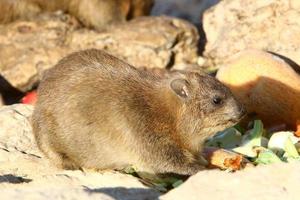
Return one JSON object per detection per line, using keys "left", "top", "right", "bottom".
{"left": 212, "top": 96, "right": 222, "bottom": 105}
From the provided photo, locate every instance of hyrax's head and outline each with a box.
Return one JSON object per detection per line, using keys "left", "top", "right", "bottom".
{"left": 166, "top": 71, "right": 246, "bottom": 149}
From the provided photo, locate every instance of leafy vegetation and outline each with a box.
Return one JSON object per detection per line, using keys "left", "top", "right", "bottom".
{"left": 124, "top": 120, "right": 300, "bottom": 192}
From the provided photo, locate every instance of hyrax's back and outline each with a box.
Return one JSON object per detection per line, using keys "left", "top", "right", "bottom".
{"left": 32, "top": 49, "right": 145, "bottom": 170}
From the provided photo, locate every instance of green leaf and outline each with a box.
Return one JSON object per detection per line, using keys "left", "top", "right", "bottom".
{"left": 153, "top": 183, "right": 168, "bottom": 192}
{"left": 284, "top": 137, "right": 299, "bottom": 158}
{"left": 172, "top": 180, "right": 184, "bottom": 188}
{"left": 260, "top": 136, "right": 269, "bottom": 148}
{"left": 268, "top": 131, "right": 300, "bottom": 157}
{"left": 205, "top": 128, "right": 242, "bottom": 149}
{"left": 255, "top": 149, "right": 282, "bottom": 165}
{"left": 123, "top": 166, "right": 137, "bottom": 174}
{"left": 242, "top": 120, "right": 263, "bottom": 147}
{"left": 234, "top": 124, "right": 246, "bottom": 134}
{"left": 232, "top": 120, "right": 264, "bottom": 157}
{"left": 136, "top": 171, "right": 183, "bottom": 191}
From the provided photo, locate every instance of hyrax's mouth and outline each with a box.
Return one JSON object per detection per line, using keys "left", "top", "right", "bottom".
{"left": 215, "top": 117, "right": 243, "bottom": 132}
{"left": 234, "top": 106, "right": 247, "bottom": 122}
{"left": 226, "top": 107, "right": 247, "bottom": 126}
{"left": 202, "top": 109, "right": 247, "bottom": 137}
{"left": 202, "top": 122, "right": 234, "bottom": 137}
{"left": 228, "top": 117, "right": 242, "bottom": 125}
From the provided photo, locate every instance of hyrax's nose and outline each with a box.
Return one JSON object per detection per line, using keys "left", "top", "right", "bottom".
{"left": 235, "top": 104, "right": 246, "bottom": 120}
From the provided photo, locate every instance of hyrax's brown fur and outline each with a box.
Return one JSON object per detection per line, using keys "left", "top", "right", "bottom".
{"left": 0, "top": 0, "right": 154, "bottom": 29}
{"left": 32, "top": 49, "right": 245, "bottom": 175}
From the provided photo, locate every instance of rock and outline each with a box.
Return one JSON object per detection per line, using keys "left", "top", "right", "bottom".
{"left": 0, "top": 104, "right": 160, "bottom": 200}
{"left": 0, "top": 0, "right": 154, "bottom": 30}
{"left": 0, "top": 104, "right": 52, "bottom": 176}
{"left": 203, "top": 0, "right": 300, "bottom": 69}
{"left": 0, "top": 13, "right": 78, "bottom": 92}
{"left": 2, "top": 187, "right": 116, "bottom": 200}
{"left": 216, "top": 50, "right": 300, "bottom": 129}
{"left": 152, "top": 0, "right": 220, "bottom": 24}
{"left": 161, "top": 162, "right": 300, "bottom": 200}
{"left": 0, "top": 104, "right": 38, "bottom": 156}
{"left": 1, "top": 173, "right": 160, "bottom": 200}
{"left": 0, "top": 13, "right": 199, "bottom": 92}
{"left": 69, "top": 16, "right": 199, "bottom": 70}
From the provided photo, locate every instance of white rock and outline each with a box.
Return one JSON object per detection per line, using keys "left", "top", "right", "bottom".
{"left": 0, "top": 104, "right": 160, "bottom": 200}
{"left": 161, "top": 163, "right": 300, "bottom": 200}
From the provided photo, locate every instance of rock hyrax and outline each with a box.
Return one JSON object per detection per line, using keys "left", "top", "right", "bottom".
{"left": 32, "top": 49, "right": 245, "bottom": 175}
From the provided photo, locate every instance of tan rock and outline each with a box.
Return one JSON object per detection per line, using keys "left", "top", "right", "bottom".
{"left": 216, "top": 50, "right": 300, "bottom": 129}
{"left": 0, "top": 0, "right": 154, "bottom": 30}
{"left": 0, "top": 104, "right": 160, "bottom": 199}
{"left": 203, "top": 0, "right": 300, "bottom": 69}
{"left": 0, "top": 13, "right": 199, "bottom": 92}
{"left": 0, "top": 104, "right": 38, "bottom": 155}
{"left": 161, "top": 162, "right": 300, "bottom": 200}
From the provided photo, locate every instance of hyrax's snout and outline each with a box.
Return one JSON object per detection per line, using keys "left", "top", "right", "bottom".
{"left": 222, "top": 95, "right": 247, "bottom": 123}
{"left": 231, "top": 101, "right": 247, "bottom": 122}
{"left": 236, "top": 105, "right": 246, "bottom": 120}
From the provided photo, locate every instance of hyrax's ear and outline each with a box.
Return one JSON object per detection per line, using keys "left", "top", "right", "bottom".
{"left": 170, "top": 79, "right": 190, "bottom": 98}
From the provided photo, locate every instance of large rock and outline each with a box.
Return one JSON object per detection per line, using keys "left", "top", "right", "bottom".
{"left": 161, "top": 162, "right": 300, "bottom": 200}
{"left": 203, "top": 0, "right": 300, "bottom": 68}
{"left": 0, "top": 13, "right": 199, "bottom": 92}
{"left": 216, "top": 50, "right": 300, "bottom": 129}
{"left": 0, "top": 104, "right": 160, "bottom": 200}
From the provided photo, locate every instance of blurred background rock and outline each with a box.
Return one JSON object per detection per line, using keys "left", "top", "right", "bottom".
{"left": 0, "top": 0, "right": 220, "bottom": 105}
{"left": 152, "top": 0, "right": 219, "bottom": 25}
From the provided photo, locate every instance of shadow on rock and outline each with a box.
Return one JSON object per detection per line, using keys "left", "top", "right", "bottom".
{"left": 84, "top": 186, "right": 160, "bottom": 200}
{"left": 0, "top": 174, "right": 32, "bottom": 184}
{"left": 268, "top": 51, "right": 300, "bottom": 74}
{"left": 0, "top": 75, "right": 24, "bottom": 105}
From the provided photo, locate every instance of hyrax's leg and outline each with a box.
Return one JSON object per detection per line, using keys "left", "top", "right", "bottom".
{"left": 32, "top": 112, "right": 80, "bottom": 170}
{"left": 35, "top": 132, "right": 80, "bottom": 170}
{"left": 139, "top": 136, "right": 207, "bottom": 175}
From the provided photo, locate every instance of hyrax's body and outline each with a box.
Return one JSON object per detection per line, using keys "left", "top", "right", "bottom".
{"left": 0, "top": 0, "right": 153, "bottom": 29}
{"left": 32, "top": 49, "right": 245, "bottom": 175}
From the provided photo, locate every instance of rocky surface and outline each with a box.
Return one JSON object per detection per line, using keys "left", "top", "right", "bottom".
{"left": 1, "top": 104, "right": 300, "bottom": 200}
{"left": 0, "top": 13, "right": 199, "bottom": 92}
{"left": 161, "top": 162, "right": 300, "bottom": 200}
{"left": 0, "top": 104, "right": 160, "bottom": 200}
{"left": 203, "top": 0, "right": 300, "bottom": 68}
